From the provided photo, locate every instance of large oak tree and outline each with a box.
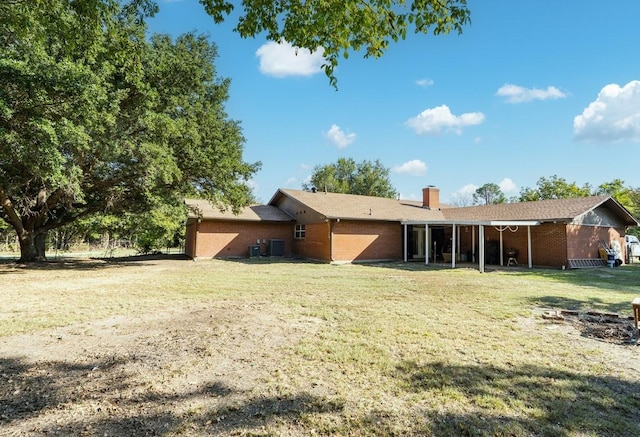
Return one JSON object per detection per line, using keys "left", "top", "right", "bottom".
{"left": 1, "top": 0, "right": 470, "bottom": 261}
{"left": 1, "top": 1, "right": 258, "bottom": 261}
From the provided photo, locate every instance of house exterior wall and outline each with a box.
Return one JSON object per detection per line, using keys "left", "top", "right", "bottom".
{"left": 481, "top": 223, "right": 567, "bottom": 267}
{"left": 185, "top": 220, "right": 197, "bottom": 259}
{"left": 186, "top": 220, "right": 293, "bottom": 259}
{"left": 274, "top": 196, "right": 325, "bottom": 224}
{"left": 529, "top": 223, "right": 568, "bottom": 267}
{"left": 480, "top": 222, "right": 626, "bottom": 268}
{"left": 292, "top": 222, "right": 331, "bottom": 261}
{"left": 566, "top": 224, "right": 624, "bottom": 260}
{"left": 331, "top": 220, "right": 402, "bottom": 262}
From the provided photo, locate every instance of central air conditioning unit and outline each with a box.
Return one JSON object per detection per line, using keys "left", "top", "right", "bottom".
{"left": 248, "top": 244, "right": 260, "bottom": 257}
{"left": 269, "top": 239, "right": 285, "bottom": 257}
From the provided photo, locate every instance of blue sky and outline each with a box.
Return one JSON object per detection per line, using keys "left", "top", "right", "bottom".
{"left": 148, "top": 1, "right": 640, "bottom": 204}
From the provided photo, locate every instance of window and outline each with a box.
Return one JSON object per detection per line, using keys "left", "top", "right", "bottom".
{"left": 294, "top": 224, "right": 306, "bottom": 239}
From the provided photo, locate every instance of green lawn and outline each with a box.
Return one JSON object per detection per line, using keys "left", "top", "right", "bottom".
{"left": 2, "top": 258, "right": 640, "bottom": 436}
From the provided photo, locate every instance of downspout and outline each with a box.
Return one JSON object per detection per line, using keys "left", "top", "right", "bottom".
{"left": 194, "top": 218, "right": 201, "bottom": 261}
{"left": 329, "top": 219, "right": 334, "bottom": 262}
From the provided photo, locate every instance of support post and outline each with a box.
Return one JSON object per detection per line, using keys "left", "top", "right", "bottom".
{"left": 479, "top": 225, "right": 485, "bottom": 273}
{"left": 403, "top": 224, "right": 407, "bottom": 263}
{"left": 425, "top": 224, "right": 429, "bottom": 265}
{"left": 527, "top": 226, "right": 532, "bottom": 268}
{"left": 452, "top": 224, "right": 457, "bottom": 268}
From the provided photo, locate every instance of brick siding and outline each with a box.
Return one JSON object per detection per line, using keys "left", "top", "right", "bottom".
{"left": 566, "top": 224, "right": 624, "bottom": 260}
{"left": 185, "top": 220, "right": 293, "bottom": 259}
{"left": 331, "top": 220, "right": 402, "bottom": 262}
{"left": 292, "top": 222, "right": 331, "bottom": 261}
{"left": 477, "top": 223, "right": 568, "bottom": 267}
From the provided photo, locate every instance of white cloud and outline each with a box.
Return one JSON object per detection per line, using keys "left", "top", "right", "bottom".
{"left": 405, "top": 105, "right": 485, "bottom": 135}
{"left": 255, "top": 41, "right": 325, "bottom": 77}
{"left": 574, "top": 80, "right": 640, "bottom": 143}
{"left": 392, "top": 159, "right": 427, "bottom": 176}
{"left": 449, "top": 184, "right": 477, "bottom": 206}
{"left": 496, "top": 84, "right": 568, "bottom": 103}
{"left": 457, "top": 184, "right": 478, "bottom": 196}
{"left": 325, "top": 124, "right": 356, "bottom": 149}
{"left": 416, "top": 78, "right": 434, "bottom": 87}
{"left": 498, "top": 177, "right": 518, "bottom": 194}
{"left": 285, "top": 177, "right": 297, "bottom": 186}
{"left": 245, "top": 178, "right": 258, "bottom": 193}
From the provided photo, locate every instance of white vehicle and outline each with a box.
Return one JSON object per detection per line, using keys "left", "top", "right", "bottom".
{"left": 626, "top": 235, "right": 640, "bottom": 263}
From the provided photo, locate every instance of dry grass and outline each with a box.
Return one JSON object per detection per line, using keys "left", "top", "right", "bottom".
{"left": 1, "top": 257, "right": 640, "bottom": 436}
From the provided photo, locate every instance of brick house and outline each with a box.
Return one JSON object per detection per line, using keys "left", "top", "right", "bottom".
{"left": 185, "top": 187, "right": 638, "bottom": 270}
{"left": 184, "top": 199, "right": 295, "bottom": 259}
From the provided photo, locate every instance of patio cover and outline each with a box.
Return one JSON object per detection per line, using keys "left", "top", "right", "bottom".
{"left": 401, "top": 220, "right": 541, "bottom": 273}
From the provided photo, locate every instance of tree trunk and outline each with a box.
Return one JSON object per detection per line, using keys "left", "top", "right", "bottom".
{"left": 18, "top": 230, "right": 47, "bottom": 262}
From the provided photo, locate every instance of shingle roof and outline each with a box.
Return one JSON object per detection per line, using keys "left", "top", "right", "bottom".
{"left": 187, "top": 192, "right": 639, "bottom": 226}
{"left": 270, "top": 189, "right": 446, "bottom": 221}
{"left": 185, "top": 199, "right": 295, "bottom": 222}
{"left": 442, "top": 196, "right": 619, "bottom": 222}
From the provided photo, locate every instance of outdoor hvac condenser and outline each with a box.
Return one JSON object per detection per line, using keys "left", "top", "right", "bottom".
{"left": 269, "top": 239, "right": 285, "bottom": 257}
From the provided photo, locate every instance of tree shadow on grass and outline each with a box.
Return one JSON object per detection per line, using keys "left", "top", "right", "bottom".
{"left": 0, "top": 253, "right": 190, "bottom": 273}
{"left": 394, "top": 360, "right": 640, "bottom": 436}
{"left": 515, "top": 266, "right": 640, "bottom": 295}
{"left": 0, "top": 356, "right": 343, "bottom": 436}
{"left": 529, "top": 295, "right": 637, "bottom": 316}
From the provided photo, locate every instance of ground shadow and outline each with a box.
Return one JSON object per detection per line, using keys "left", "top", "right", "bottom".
{"left": 0, "top": 253, "right": 189, "bottom": 273}
{"left": 0, "top": 356, "right": 343, "bottom": 435}
{"left": 393, "top": 360, "right": 640, "bottom": 436}
{"left": 531, "top": 295, "right": 636, "bottom": 315}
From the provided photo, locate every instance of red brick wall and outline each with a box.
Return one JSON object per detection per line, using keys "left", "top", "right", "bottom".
{"left": 332, "top": 220, "right": 402, "bottom": 262}
{"left": 566, "top": 224, "right": 624, "bottom": 259}
{"left": 481, "top": 223, "right": 626, "bottom": 267}
{"left": 529, "top": 224, "right": 567, "bottom": 267}
{"left": 185, "top": 220, "right": 197, "bottom": 258}
{"left": 292, "top": 222, "right": 331, "bottom": 261}
{"left": 481, "top": 223, "right": 567, "bottom": 267}
{"left": 188, "top": 220, "right": 293, "bottom": 259}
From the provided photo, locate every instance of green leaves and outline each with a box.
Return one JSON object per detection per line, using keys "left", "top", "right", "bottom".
{"left": 1, "top": 0, "right": 260, "bottom": 260}
{"left": 303, "top": 157, "right": 397, "bottom": 198}
{"left": 474, "top": 183, "right": 506, "bottom": 205}
{"left": 207, "top": 0, "right": 470, "bottom": 88}
{"left": 519, "top": 176, "right": 592, "bottom": 202}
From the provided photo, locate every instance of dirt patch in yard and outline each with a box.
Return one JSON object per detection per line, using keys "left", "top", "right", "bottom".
{"left": 0, "top": 296, "right": 325, "bottom": 436}
{"left": 541, "top": 309, "right": 639, "bottom": 344}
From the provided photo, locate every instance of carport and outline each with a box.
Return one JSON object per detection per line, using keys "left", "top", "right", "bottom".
{"left": 402, "top": 220, "right": 540, "bottom": 273}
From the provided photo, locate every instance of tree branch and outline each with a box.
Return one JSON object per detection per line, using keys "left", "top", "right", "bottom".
{"left": 0, "top": 186, "right": 24, "bottom": 235}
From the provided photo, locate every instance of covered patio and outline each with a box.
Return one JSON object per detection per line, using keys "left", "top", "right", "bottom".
{"left": 402, "top": 220, "right": 541, "bottom": 273}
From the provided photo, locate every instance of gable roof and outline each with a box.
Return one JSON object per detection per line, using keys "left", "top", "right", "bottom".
{"left": 269, "top": 189, "right": 446, "bottom": 222}
{"left": 188, "top": 191, "right": 639, "bottom": 227}
{"left": 442, "top": 196, "right": 639, "bottom": 225}
{"left": 185, "top": 199, "right": 295, "bottom": 222}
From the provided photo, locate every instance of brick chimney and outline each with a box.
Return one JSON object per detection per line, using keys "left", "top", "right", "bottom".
{"left": 422, "top": 186, "right": 440, "bottom": 210}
